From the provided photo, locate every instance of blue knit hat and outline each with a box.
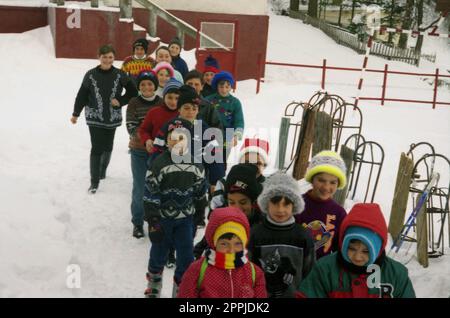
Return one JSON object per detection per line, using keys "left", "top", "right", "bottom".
{"left": 211, "top": 71, "right": 235, "bottom": 91}
{"left": 341, "top": 226, "right": 382, "bottom": 266}
{"left": 162, "top": 78, "right": 182, "bottom": 97}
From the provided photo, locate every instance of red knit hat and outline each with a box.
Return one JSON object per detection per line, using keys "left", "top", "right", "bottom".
{"left": 238, "top": 138, "right": 270, "bottom": 165}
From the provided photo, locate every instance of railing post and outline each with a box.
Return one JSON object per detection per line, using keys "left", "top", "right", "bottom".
{"left": 91, "top": 0, "right": 99, "bottom": 8}
{"left": 321, "top": 59, "right": 327, "bottom": 90}
{"left": 119, "top": 0, "right": 132, "bottom": 19}
{"left": 256, "top": 53, "right": 262, "bottom": 94}
{"left": 177, "top": 29, "right": 185, "bottom": 48}
{"left": 149, "top": 11, "right": 157, "bottom": 37}
{"left": 432, "top": 68, "right": 439, "bottom": 109}
{"left": 381, "top": 64, "right": 388, "bottom": 106}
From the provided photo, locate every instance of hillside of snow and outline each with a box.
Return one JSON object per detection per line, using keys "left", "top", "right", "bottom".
{"left": 0, "top": 12, "right": 449, "bottom": 297}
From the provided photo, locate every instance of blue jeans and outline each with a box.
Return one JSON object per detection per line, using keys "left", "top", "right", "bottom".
{"left": 130, "top": 149, "right": 149, "bottom": 227}
{"left": 148, "top": 216, "right": 194, "bottom": 283}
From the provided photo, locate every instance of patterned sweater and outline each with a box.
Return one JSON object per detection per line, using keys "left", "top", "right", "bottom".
{"left": 126, "top": 95, "right": 161, "bottom": 150}
{"left": 143, "top": 150, "right": 208, "bottom": 221}
{"left": 121, "top": 55, "right": 156, "bottom": 80}
{"left": 73, "top": 66, "right": 138, "bottom": 129}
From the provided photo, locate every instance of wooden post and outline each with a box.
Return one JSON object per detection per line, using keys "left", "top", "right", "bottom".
{"left": 388, "top": 153, "right": 414, "bottom": 241}
{"left": 91, "top": 0, "right": 99, "bottom": 8}
{"left": 416, "top": 196, "right": 429, "bottom": 267}
{"left": 120, "top": 0, "right": 132, "bottom": 19}
{"left": 312, "top": 111, "right": 332, "bottom": 157}
{"left": 334, "top": 145, "right": 354, "bottom": 206}
{"left": 277, "top": 117, "right": 291, "bottom": 170}
{"left": 321, "top": 59, "right": 327, "bottom": 90}
{"left": 293, "top": 109, "right": 316, "bottom": 180}
{"left": 177, "top": 30, "right": 185, "bottom": 48}
{"left": 432, "top": 68, "right": 439, "bottom": 109}
{"left": 381, "top": 64, "right": 388, "bottom": 106}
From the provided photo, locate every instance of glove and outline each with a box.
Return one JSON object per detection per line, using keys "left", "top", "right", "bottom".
{"left": 148, "top": 216, "right": 164, "bottom": 243}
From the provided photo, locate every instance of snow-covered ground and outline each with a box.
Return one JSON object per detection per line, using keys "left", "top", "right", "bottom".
{"left": 0, "top": 11, "right": 449, "bottom": 298}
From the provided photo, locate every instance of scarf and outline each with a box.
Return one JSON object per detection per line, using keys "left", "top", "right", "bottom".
{"left": 205, "top": 249, "right": 248, "bottom": 270}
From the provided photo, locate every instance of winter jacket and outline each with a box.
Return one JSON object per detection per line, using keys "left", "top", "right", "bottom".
{"left": 201, "top": 83, "right": 215, "bottom": 98}
{"left": 138, "top": 104, "right": 179, "bottom": 147}
{"left": 296, "top": 203, "right": 416, "bottom": 298}
{"left": 143, "top": 150, "right": 207, "bottom": 221}
{"left": 178, "top": 207, "right": 267, "bottom": 298}
{"left": 171, "top": 55, "right": 189, "bottom": 79}
{"left": 295, "top": 191, "right": 347, "bottom": 259}
{"left": 73, "top": 66, "right": 138, "bottom": 129}
{"left": 248, "top": 216, "right": 315, "bottom": 298}
{"left": 126, "top": 95, "right": 161, "bottom": 150}
{"left": 121, "top": 55, "right": 156, "bottom": 80}
{"left": 205, "top": 93, "right": 245, "bottom": 141}
{"left": 198, "top": 98, "right": 223, "bottom": 131}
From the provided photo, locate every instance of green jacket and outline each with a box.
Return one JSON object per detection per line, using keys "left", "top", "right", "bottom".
{"left": 205, "top": 93, "right": 244, "bottom": 140}
{"left": 297, "top": 252, "right": 416, "bottom": 298}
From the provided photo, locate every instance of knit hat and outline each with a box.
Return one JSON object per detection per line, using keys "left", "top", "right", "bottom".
{"left": 305, "top": 150, "right": 347, "bottom": 189}
{"left": 203, "top": 54, "right": 220, "bottom": 74}
{"left": 162, "top": 78, "right": 182, "bottom": 97}
{"left": 205, "top": 207, "right": 250, "bottom": 249}
{"left": 224, "top": 164, "right": 262, "bottom": 203}
{"left": 136, "top": 69, "right": 158, "bottom": 90}
{"left": 211, "top": 71, "right": 235, "bottom": 91}
{"left": 153, "top": 62, "right": 175, "bottom": 78}
{"left": 341, "top": 226, "right": 383, "bottom": 266}
{"left": 257, "top": 172, "right": 305, "bottom": 215}
{"left": 177, "top": 85, "right": 201, "bottom": 109}
{"left": 238, "top": 138, "right": 270, "bottom": 166}
{"left": 169, "top": 36, "right": 182, "bottom": 49}
{"left": 133, "top": 38, "right": 149, "bottom": 53}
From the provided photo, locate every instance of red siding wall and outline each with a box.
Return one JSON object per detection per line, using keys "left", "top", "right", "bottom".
{"left": 0, "top": 6, "right": 47, "bottom": 33}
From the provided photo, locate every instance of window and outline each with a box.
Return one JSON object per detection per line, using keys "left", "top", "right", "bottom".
{"left": 200, "top": 22, "right": 235, "bottom": 49}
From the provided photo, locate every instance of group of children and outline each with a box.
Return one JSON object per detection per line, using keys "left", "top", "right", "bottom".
{"left": 71, "top": 39, "right": 416, "bottom": 299}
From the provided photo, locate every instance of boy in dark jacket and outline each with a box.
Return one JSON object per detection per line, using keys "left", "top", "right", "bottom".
{"left": 249, "top": 172, "right": 315, "bottom": 298}
{"left": 178, "top": 207, "right": 267, "bottom": 298}
{"left": 297, "top": 203, "right": 416, "bottom": 298}
{"left": 201, "top": 54, "right": 219, "bottom": 98}
{"left": 143, "top": 118, "right": 208, "bottom": 298}
{"left": 168, "top": 37, "right": 189, "bottom": 79}
{"left": 126, "top": 70, "right": 161, "bottom": 238}
{"left": 71, "top": 44, "right": 138, "bottom": 193}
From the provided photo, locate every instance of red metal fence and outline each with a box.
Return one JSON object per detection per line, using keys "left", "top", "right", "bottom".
{"left": 255, "top": 57, "right": 450, "bottom": 109}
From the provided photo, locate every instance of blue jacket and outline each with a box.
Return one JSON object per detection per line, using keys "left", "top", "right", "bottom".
{"left": 171, "top": 55, "right": 189, "bottom": 79}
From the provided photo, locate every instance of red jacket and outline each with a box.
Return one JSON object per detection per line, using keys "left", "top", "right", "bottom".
{"left": 138, "top": 104, "right": 178, "bottom": 147}
{"left": 177, "top": 258, "right": 267, "bottom": 298}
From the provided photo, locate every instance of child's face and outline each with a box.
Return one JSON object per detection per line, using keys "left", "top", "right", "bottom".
{"left": 268, "top": 197, "right": 294, "bottom": 223}
{"left": 167, "top": 131, "right": 188, "bottom": 155}
{"left": 227, "top": 192, "right": 252, "bottom": 217}
{"left": 310, "top": 173, "right": 339, "bottom": 201}
{"left": 98, "top": 52, "right": 114, "bottom": 70}
{"left": 347, "top": 240, "right": 370, "bottom": 266}
{"left": 169, "top": 44, "right": 181, "bottom": 57}
{"left": 157, "top": 69, "right": 171, "bottom": 87}
{"left": 242, "top": 152, "right": 266, "bottom": 177}
{"left": 216, "top": 236, "right": 244, "bottom": 254}
{"left": 217, "top": 81, "right": 232, "bottom": 97}
{"left": 185, "top": 78, "right": 204, "bottom": 95}
{"left": 156, "top": 49, "right": 172, "bottom": 63}
{"left": 179, "top": 103, "right": 199, "bottom": 122}
{"left": 164, "top": 93, "right": 179, "bottom": 110}
{"left": 139, "top": 80, "right": 155, "bottom": 98}
{"left": 203, "top": 72, "right": 215, "bottom": 85}
{"left": 134, "top": 46, "right": 146, "bottom": 58}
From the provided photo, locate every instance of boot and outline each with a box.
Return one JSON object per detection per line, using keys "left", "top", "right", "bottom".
{"left": 144, "top": 272, "right": 163, "bottom": 298}
{"left": 88, "top": 154, "right": 101, "bottom": 194}
{"left": 166, "top": 249, "right": 176, "bottom": 269}
{"left": 133, "top": 225, "right": 145, "bottom": 239}
{"left": 99, "top": 151, "right": 112, "bottom": 180}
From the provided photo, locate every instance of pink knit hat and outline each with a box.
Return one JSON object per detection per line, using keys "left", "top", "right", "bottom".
{"left": 153, "top": 62, "right": 175, "bottom": 78}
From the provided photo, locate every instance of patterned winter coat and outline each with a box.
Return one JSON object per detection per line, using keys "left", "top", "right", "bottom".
{"left": 178, "top": 208, "right": 267, "bottom": 298}
{"left": 296, "top": 204, "right": 416, "bottom": 298}
{"left": 73, "top": 66, "right": 138, "bottom": 129}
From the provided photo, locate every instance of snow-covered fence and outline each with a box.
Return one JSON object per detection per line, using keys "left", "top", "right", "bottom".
{"left": 293, "top": 13, "right": 421, "bottom": 66}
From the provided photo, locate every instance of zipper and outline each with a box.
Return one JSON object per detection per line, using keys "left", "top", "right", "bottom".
{"left": 228, "top": 270, "right": 234, "bottom": 298}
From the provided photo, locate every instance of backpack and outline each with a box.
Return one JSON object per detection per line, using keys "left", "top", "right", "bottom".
{"left": 197, "top": 258, "right": 256, "bottom": 290}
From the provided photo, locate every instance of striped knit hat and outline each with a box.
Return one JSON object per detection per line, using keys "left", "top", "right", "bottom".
{"left": 305, "top": 150, "right": 347, "bottom": 189}
{"left": 162, "top": 78, "right": 182, "bottom": 97}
